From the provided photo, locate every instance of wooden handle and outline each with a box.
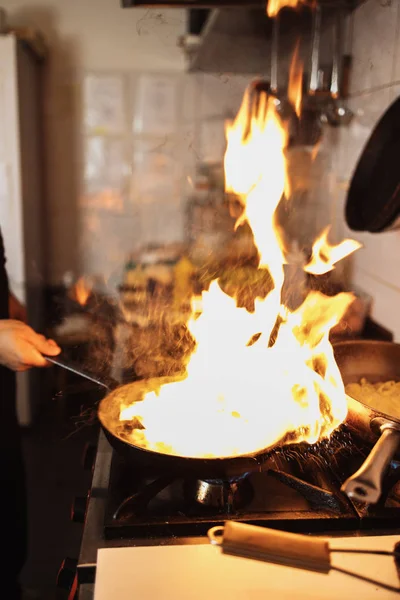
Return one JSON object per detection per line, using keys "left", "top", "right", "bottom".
{"left": 209, "top": 521, "right": 331, "bottom": 573}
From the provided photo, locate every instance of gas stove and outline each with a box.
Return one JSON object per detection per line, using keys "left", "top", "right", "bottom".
{"left": 74, "top": 425, "right": 400, "bottom": 598}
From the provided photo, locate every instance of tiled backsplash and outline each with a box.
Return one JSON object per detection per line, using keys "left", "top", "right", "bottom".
{"left": 329, "top": 0, "right": 400, "bottom": 340}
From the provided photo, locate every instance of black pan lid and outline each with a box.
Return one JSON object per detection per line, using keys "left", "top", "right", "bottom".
{"left": 345, "top": 95, "right": 400, "bottom": 233}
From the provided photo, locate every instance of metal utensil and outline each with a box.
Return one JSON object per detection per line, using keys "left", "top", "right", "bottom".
{"left": 246, "top": 13, "right": 298, "bottom": 139}
{"left": 45, "top": 355, "right": 117, "bottom": 391}
{"left": 334, "top": 340, "right": 400, "bottom": 504}
{"left": 323, "top": 10, "right": 354, "bottom": 127}
{"left": 270, "top": 15, "right": 298, "bottom": 125}
{"left": 295, "top": 5, "right": 323, "bottom": 146}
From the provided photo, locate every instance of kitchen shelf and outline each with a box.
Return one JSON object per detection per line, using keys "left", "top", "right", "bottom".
{"left": 180, "top": 8, "right": 271, "bottom": 73}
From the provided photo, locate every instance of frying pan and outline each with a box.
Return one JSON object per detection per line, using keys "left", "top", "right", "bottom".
{"left": 50, "top": 340, "right": 400, "bottom": 494}
{"left": 333, "top": 340, "right": 400, "bottom": 504}
{"left": 96, "top": 375, "right": 290, "bottom": 479}
{"left": 345, "top": 95, "right": 400, "bottom": 233}
{"left": 47, "top": 355, "right": 291, "bottom": 480}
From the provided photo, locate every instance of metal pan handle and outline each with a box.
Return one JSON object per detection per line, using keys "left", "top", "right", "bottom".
{"left": 341, "top": 426, "right": 400, "bottom": 504}
{"left": 45, "top": 355, "right": 118, "bottom": 391}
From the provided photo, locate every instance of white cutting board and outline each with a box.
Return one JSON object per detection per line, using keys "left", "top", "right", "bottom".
{"left": 94, "top": 535, "right": 400, "bottom": 600}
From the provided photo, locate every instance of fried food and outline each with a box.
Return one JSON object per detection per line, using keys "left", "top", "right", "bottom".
{"left": 345, "top": 378, "right": 400, "bottom": 419}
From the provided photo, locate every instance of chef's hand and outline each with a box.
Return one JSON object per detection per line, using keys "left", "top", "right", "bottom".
{"left": 8, "top": 292, "right": 28, "bottom": 323}
{"left": 0, "top": 320, "right": 61, "bottom": 371}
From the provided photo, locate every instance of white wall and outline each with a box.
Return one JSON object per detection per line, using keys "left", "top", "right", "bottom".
{"left": 189, "top": 1, "right": 400, "bottom": 342}
{"left": 0, "top": 0, "right": 185, "bottom": 283}
{"left": 328, "top": 0, "right": 400, "bottom": 340}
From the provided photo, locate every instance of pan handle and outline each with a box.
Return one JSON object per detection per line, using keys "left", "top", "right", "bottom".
{"left": 45, "top": 355, "right": 117, "bottom": 391}
{"left": 341, "top": 427, "right": 400, "bottom": 504}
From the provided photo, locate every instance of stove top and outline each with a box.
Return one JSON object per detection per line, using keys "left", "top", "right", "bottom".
{"left": 103, "top": 427, "right": 400, "bottom": 539}
{"left": 104, "top": 451, "right": 356, "bottom": 539}
{"left": 76, "top": 429, "right": 400, "bottom": 594}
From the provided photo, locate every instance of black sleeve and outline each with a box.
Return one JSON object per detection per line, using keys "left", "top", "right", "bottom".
{"left": 0, "top": 227, "right": 5, "bottom": 268}
{"left": 0, "top": 227, "right": 9, "bottom": 318}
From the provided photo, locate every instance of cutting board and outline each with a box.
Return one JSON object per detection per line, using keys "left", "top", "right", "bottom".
{"left": 94, "top": 534, "right": 400, "bottom": 599}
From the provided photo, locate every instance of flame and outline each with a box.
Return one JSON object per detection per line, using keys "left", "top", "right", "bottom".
{"left": 118, "top": 85, "right": 359, "bottom": 459}
{"left": 267, "top": 0, "right": 300, "bottom": 17}
{"left": 72, "top": 277, "right": 92, "bottom": 306}
{"left": 288, "top": 41, "right": 303, "bottom": 119}
{"left": 304, "top": 226, "right": 362, "bottom": 276}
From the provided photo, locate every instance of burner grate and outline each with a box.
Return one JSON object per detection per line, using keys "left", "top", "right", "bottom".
{"left": 103, "top": 445, "right": 359, "bottom": 540}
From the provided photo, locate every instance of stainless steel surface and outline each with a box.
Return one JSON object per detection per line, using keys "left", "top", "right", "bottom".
{"left": 330, "top": 10, "right": 340, "bottom": 97}
{"left": 297, "top": 5, "right": 323, "bottom": 146}
{"left": 270, "top": 13, "right": 279, "bottom": 94}
{"left": 194, "top": 478, "right": 247, "bottom": 507}
{"left": 341, "top": 427, "right": 400, "bottom": 503}
{"left": 323, "top": 10, "right": 354, "bottom": 126}
{"left": 309, "top": 5, "right": 321, "bottom": 94}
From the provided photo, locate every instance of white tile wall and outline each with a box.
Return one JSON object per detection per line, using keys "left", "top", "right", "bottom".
{"left": 353, "top": 230, "right": 400, "bottom": 289}
{"left": 339, "top": 88, "right": 391, "bottom": 182}
{"left": 200, "top": 74, "right": 252, "bottom": 120}
{"left": 351, "top": 268, "right": 400, "bottom": 339}
{"left": 389, "top": 83, "right": 400, "bottom": 101}
{"left": 392, "top": 7, "right": 400, "bottom": 81}
{"left": 330, "top": 0, "right": 400, "bottom": 340}
{"left": 350, "top": 0, "right": 399, "bottom": 94}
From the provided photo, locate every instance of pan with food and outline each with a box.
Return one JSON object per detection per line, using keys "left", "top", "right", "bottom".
{"left": 333, "top": 340, "right": 400, "bottom": 504}
{"left": 47, "top": 356, "right": 296, "bottom": 480}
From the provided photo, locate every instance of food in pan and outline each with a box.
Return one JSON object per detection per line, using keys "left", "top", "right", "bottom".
{"left": 345, "top": 378, "right": 400, "bottom": 419}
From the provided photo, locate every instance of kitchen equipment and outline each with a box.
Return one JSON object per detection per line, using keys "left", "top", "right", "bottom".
{"left": 323, "top": 10, "right": 353, "bottom": 127}
{"left": 295, "top": 4, "right": 323, "bottom": 146}
{"left": 76, "top": 419, "right": 400, "bottom": 589}
{"left": 208, "top": 521, "right": 400, "bottom": 592}
{"left": 45, "top": 355, "right": 116, "bottom": 391}
{"left": 246, "top": 11, "right": 301, "bottom": 141}
{"left": 97, "top": 376, "right": 295, "bottom": 479}
{"left": 47, "top": 354, "right": 295, "bottom": 478}
{"left": 345, "top": 96, "right": 400, "bottom": 232}
{"left": 269, "top": 13, "right": 298, "bottom": 134}
{"left": 50, "top": 339, "right": 400, "bottom": 497}
{"left": 334, "top": 340, "right": 400, "bottom": 504}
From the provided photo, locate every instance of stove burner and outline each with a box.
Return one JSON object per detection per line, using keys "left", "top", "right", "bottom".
{"left": 189, "top": 475, "right": 254, "bottom": 511}
{"left": 103, "top": 427, "right": 400, "bottom": 540}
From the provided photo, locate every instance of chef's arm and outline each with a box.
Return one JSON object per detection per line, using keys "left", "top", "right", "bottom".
{"left": 0, "top": 320, "right": 60, "bottom": 371}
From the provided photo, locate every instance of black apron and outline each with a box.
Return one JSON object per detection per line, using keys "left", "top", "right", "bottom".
{"left": 0, "top": 229, "right": 28, "bottom": 589}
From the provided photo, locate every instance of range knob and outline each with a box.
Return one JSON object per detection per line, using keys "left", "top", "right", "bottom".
{"left": 57, "top": 557, "right": 78, "bottom": 597}
{"left": 70, "top": 494, "right": 89, "bottom": 523}
{"left": 82, "top": 442, "right": 97, "bottom": 471}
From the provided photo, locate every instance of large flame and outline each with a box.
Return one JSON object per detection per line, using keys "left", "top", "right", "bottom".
{"left": 119, "top": 86, "right": 359, "bottom": 459}
{"left": 305, "top": 226, "right": 363, "bottom": 276}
